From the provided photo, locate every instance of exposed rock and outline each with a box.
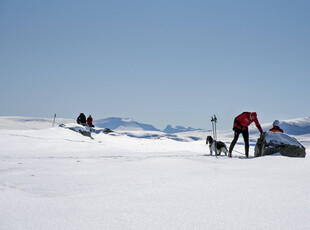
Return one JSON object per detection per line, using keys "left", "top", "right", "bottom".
{"left": 59, "top": 123, "right": 93, "bottom": 139}
{"left": 79, "top": 130, "right": 93, "bottom": 139}
{"left": 254, "top": 131, "right": 306, "bottom": 158}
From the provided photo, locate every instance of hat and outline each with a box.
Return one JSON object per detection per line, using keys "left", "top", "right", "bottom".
{"left": 273, "top": 120, "right": 280, "bottom": 126}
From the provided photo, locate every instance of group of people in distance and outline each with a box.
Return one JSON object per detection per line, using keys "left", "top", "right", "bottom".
{"left": 76, "top": 113, "right": 94, "bottom": 127}
{"left": 229, "top": 111, "right": 283, "bottom": 158}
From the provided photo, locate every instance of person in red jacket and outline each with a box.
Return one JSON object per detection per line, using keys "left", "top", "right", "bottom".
{"left": 228, "top": 112, "right": 263, "bottom": 158}
{"left": 87, "top": 115, "right": 95, "bottom": 127}
{"left": 269, "top": 120, "right": 283, "bottom": 133}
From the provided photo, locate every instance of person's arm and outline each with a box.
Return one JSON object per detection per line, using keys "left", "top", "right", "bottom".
{"left": 254, "top": 118, "right": 263, "bottom": 133}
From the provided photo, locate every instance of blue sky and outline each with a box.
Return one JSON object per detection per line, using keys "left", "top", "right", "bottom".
{"left": 1, "top": 0, "right": 309, "bottom": 130}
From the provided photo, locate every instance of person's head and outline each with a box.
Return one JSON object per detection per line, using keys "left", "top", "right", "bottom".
{"left": 273, "top": 120, "right": 280, "bottom": 127}
{"left": 89, "top": 115, "right": 92, "bottom": 117}
{"left": 250, "top": 112, "right": 257, "bottom": 120}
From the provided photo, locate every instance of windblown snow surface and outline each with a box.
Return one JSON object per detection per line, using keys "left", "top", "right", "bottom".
{"left": 0, "top": 117, "right": 309, "bottom": 230}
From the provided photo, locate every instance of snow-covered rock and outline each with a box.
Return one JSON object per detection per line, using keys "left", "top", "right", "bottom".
{"left": 59, "top": 123, "right": 93, "bottom": 138}
{"left": 254, "top": 131, "right": 306, "bottom": 158}
{"left": 59, "top": 123, "right": 114, "bottom": 138}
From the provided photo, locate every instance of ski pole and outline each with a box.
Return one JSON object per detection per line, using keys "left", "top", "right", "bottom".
{"left": 213, "top": 115, "right": 217, "bottom": 140}
{"left": 233, "top": 149, "right": 246, "bottom": 155}
{"left": 214, "top": 115, "right": 218, "bottom": 156}
{"left": 211, "top": 115, "right": 218, "bottom": 156}
{"left": 52, "top": 114, "right": 56, "bottom": 127}
{"left": 211, "top": 116, "right": 214, "bottom": 139}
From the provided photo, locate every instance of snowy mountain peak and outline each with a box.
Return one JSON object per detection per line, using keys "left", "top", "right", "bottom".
{"left": 122, "top": 118, "right": 134, "bottom": 122}
{"left": 163, "top": 125, "right": 203, "bottom": 133}
{"left": 94, "top": 117, "right": 161, "bottom": 132}
{"left": 279, "top": 117, "right": 310, "bottom": 135}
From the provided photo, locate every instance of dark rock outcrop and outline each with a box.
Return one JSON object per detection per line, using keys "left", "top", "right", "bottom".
{"left": 59, "top": 124, "right": 93, "bottom": 139}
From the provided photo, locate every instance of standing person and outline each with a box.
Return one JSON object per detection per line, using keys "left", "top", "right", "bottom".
{"left": 269, "top": 120, "right": 283, "bottom": 133}
{"left": 228, "top": 112, "right": 263, "bottom": 158}
{"left": 87, "top": 115, "right": 95, "bottom": 127}
{"left": 77, "top": 113, "right": 87, "bottom": 126}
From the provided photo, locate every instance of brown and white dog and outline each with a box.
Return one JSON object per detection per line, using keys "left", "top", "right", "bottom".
{"left": 206, "top": 136, "right": 228, "bottom": 156}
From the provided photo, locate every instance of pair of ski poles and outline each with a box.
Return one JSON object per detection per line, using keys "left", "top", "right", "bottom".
{"left": 210, "top": 115, "right": 246, "bottom": 157}
{"left": 211, "top": 115, "right": 218, "bottom": 156}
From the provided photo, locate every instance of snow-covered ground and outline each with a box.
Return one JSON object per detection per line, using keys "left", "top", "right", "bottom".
{"left": 0, "top": 116, "right": 75, "bottom": 130}
{"left": 0, "top": 117, "right": 309, "bottom": 230}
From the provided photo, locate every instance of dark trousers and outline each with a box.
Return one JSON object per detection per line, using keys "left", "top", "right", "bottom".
{"left": 229, "top": 128, "right": 249, "bottom": 157}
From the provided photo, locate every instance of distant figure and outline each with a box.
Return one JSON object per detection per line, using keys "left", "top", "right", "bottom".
{"left": 87, "top": 115, "right": 95, "bottom": 127}
{"left": 269, "top": 120, "right": 283, "bottom": 133}
{"left": 77, "top": 113, "right": 86, "bottom": 126}
{"left": 229, "top": 112, "right": 263, "bottom": 158}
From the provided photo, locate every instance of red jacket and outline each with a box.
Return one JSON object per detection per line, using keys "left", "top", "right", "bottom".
{"left": 233, "top": 112, "right": 263, "bottom": 133}
{"left": 87, "top": 116, "right": 93, "bottom": 126}
{"left": 269, "top": 126, "right": 283, "bottom": 133}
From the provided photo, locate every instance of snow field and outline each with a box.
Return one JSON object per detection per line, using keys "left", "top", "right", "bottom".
{"left": 0, "top": 126, "right": 309, "bottom": 230}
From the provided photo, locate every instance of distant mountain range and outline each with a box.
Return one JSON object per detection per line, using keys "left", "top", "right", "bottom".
{"left": 1, "top": 116, "right": 310, "bottom": 135}
{"left": 278, "top": 117, "right": 310, "bottom": 135}
{"left": 251, "top": 117, "right": 310, "bottom": 135}
{"left": 94, "top": 117, "right": 161, "bottom": 132}
{"left": 163, "top": 125, "right": 203, "bottom": 133}
{"left": 94, "top": 117, "right": 202, "bottom": 133}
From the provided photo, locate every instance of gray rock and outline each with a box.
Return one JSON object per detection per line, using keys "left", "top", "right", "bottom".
{"left": 59, "top": 123, "right": 93, "bottom": 139}
{"left": 254, "top": 132, "right": 306, "bottom": 158}
{"left": 78, "top": 130, "right": 93, "bottom": 139}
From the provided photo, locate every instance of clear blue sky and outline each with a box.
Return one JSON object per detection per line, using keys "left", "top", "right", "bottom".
{"left": 1, "top": 0, "right": 309, "bottom": 130}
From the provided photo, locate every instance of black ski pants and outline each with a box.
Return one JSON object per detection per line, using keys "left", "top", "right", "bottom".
{"left": 229, "top": 128, "right": 249, "bottom": 157}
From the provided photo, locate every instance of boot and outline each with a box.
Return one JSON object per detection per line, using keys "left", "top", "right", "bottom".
{"left": 228, "top": 152, "right": 232, "bottom": 158}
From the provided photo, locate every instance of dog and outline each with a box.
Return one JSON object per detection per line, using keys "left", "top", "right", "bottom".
{"left": 206, "top": 136, "right": 228, "bottom": 156}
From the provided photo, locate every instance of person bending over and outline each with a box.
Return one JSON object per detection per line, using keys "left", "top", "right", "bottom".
{"left": 229, "top": 112, "right": 263, "bottom": 158}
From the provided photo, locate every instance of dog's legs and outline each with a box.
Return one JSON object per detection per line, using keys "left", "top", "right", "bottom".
{"left": 209, "top": 144, "right": 213, "bottom": 155}
{"left": 221, "top": 147, "right": 228, "bottom": 156}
